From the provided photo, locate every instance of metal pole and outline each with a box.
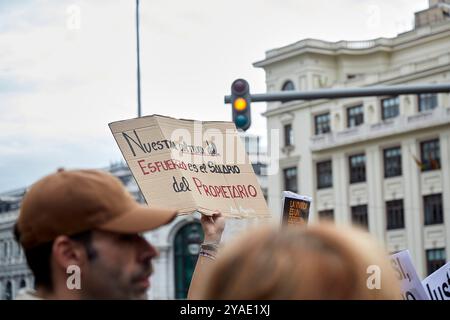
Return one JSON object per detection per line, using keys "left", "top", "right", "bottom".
{"left": 224, "top": 83, "right": 450, "bottom": 104}
{"left": 136, "top": 0, "right": 142, "bottom": 117}
{"left": 256, "top": 135, "right": 260, "bottom": 164}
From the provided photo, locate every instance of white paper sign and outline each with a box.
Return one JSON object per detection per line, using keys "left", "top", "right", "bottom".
{"left": 390, "top": 250, "right": 429, "bottom": 300}
{"left": 422, "top": 261, "right": 450, "bottom": 300}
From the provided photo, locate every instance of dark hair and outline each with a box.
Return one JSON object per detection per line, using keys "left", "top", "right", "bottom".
{"left": 14, "top": 225, "right": 97, "bottom": 291}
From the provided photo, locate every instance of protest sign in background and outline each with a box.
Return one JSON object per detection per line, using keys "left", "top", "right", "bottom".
{"left": 422, "top": 261, "right": 450, "bottom": 300}
{"left": 109, "top": 115, "right": 270, "bottom": 218}
{"left": 389, "top": 250, "right": 429, "bottom": 300}
{"left": 280, "top": 191, "right": 311, "bottom": 226}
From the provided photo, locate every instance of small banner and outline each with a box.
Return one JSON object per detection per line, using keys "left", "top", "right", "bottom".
{"left": 280, "top": 191, "right": 311, "bottom": 226}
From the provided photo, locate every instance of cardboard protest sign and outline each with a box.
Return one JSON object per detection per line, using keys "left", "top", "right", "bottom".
{"left": 280, "top": 191, "right": 311, "bottom": 226}
{"left": 109, "top": 115, "right": 270, "bottom": 218}
{"left": 389, "top": 250, "right": 429, "bottom": 300}
{"left": 422, "top": 261, "right": 450, "bottom": 300}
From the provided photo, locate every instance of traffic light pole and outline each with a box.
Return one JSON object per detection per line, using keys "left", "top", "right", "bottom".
{"left": 224, "top": 83, "right": 450, "bottom": 104}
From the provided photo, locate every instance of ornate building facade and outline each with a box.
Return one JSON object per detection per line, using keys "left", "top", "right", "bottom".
{"left": 255, "top": 0, "right": 450, "bottom": 278}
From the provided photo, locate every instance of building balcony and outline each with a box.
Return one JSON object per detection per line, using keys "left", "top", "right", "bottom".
{"left": 310, "top": 107, "right": 450, "bottom": 151}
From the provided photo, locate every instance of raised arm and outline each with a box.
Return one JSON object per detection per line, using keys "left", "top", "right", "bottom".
{"left": 187, "top": 212, "right": 225, "bottom": 300}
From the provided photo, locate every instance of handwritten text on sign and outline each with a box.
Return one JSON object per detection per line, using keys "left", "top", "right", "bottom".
{"left": 109, "top": 115, "right": 270, "bottom": 217}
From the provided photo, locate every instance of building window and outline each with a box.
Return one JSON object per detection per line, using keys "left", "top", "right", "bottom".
{"left": 284, "top": 124, "right": 294, "bottom": 147}
{"left": 347, "top": 104, "right": 364, "bottom": 128}
{"left": 5, "top": 281, "right": 12, "bottom": 300}
{"left": 352, "top": 205, "right": 368, "bottom": 229}
{"left": 386, "top": 200, "right": 404, "bottom": 230}
{"left": 282, "top": 80, "right": 295, "bottom": 91}
{"left": 418, "top": 93, "right": 438, "bottom": 112}
{"left": 384, "top": 147, "right": 402, "bottom": 178}
{"left": 283, "top": 167, "right": 298, "bottom": 193}
{"left": 420, "top": 139, "right": 441, "bottom": 171}
{"left": 314, "top": 113, "right": 331, "bottom": 135}
{"left": 244, "top": 136, "right": 259, "bottom": 155}
{"left": 381, "top": 96, "right": 400, "bottom": 120}
{"left": 19, "top": 279, "right": 26, "bottom": 289}
{"left": 426, "top": 248, "right": 446, "bottom": 275}
{"left": 349, "top": 154, "right": 366, "bottom": 183}
{"left": 317, "top": 160, "right": 332, "bottom": 189}
{"left": 424, "top": 194, "right": 443, "bottom": 225}
{"left": 318, "top": 209, "right": 334, "bottom": 221}
{"left": 0, "top": 202, "right": 11, "bottom": 213}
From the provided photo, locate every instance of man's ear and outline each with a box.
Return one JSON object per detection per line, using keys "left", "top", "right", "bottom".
{"left": 51, "top": 236, "right": 88, "bottom": 272}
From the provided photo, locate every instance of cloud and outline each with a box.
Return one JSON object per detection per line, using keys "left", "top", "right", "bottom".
{"left": 0, "top": 0, "right": 428, "bottom": 192}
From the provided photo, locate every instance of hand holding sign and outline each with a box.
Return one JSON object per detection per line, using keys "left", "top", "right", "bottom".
{"left": 201, "top": 211, "right": 226, "bottom": 245}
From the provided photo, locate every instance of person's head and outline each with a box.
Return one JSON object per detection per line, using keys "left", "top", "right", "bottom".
{"left": 14, "top": 169, "right": 177, "bottom": 299}
{"left": 201, "top": 223, "right": 401, "bottom": 300}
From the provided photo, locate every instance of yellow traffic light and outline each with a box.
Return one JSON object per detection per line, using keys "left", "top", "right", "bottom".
{"left": 231, "top": 78, "right": 251, "bottom": 131}
{"left": 233, "top": 97, "right": 247, "bottom": 111}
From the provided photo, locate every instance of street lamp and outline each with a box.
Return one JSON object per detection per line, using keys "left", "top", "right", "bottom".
{"left": 136, "top": 0, "right": 142, "bottom": 117}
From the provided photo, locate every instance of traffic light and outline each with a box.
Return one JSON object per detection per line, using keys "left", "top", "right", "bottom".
{"left": 231, "top": 79, "right": 251, "bottom": 131}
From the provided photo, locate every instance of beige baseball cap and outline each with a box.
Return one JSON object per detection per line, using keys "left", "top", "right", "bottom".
{"left": 16, "top": 169, "right": 177, "bottom": 249}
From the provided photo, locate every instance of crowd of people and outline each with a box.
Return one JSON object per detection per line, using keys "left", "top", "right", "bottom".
{"left": 13, "top": 169, "right": 401, "bottom": 300}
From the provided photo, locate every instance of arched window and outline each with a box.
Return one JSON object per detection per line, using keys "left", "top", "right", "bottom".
{"left": 20, "top": 279, "right": 27, "bottom": 289}
{"left": 173, "top": 222, "right": 204, "bottom": 299}
{"left": 282, "top": 80, "right": 295, "bottom": 91}
{"left": 5, "top": 281, "right": 12, "bottom": 300}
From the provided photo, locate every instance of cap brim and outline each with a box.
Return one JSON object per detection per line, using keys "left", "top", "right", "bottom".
{"left": 98, "top": 205, "right": 178, "bottom": 234}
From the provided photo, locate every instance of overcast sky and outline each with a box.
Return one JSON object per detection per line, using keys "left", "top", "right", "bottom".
{"left": 0, "top": 0, "right": 428, "bottom": 192}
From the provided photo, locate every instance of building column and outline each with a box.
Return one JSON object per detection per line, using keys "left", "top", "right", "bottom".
{"left": 366, "top": 146, "right": 385, "bottom": 245}
{"left": 438, "top": 92, "right": 449, "bottom": 109}
{"left": 439, "top": 131, "right": 450, "bottom": 263}
{"left": 333, "top": 152, "right": 349, "bottom": 225}
{"left": 147, "top": 245, "right": 170, "bottom": 300}
{"left": 401, "top": 95, "right": 414, "bottom": 116}
{"left": 402, "top": 139, "right": 425, "bottom": 277}
{"left": 266, "top": 122, "right": 283, "bottom": 221}
{"left": 161, "top": 246, "right": 171, "bottom": 300}
{"left": 10, "top": 278, "right": 16, "bottom": 300}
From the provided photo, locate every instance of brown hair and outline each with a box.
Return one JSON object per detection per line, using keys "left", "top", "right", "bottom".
{"left": 201, "top": 223, "right": 401, "bottom": 300}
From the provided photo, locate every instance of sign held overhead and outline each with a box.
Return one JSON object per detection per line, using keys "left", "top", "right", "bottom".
{"left": 109, "top": 115, "right": 270, "bottom": 218}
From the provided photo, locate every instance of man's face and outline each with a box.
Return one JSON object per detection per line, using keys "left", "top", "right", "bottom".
{"left": 80, "top": 230, "right": 158, "bottom": 300}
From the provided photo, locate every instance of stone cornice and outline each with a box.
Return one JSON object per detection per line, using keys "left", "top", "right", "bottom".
{"left": 254, "top": 22, "right": 450, "bottom": 68}
{"left": 262, "top": 64, "right": 450, "bottom": 118}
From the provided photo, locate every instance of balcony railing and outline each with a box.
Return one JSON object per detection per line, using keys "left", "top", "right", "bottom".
{"left": 310, "top": 107, "right": 450, "bottom": 151}
{"left": 342, "top": 40, "right": 376, "bottom": 49}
